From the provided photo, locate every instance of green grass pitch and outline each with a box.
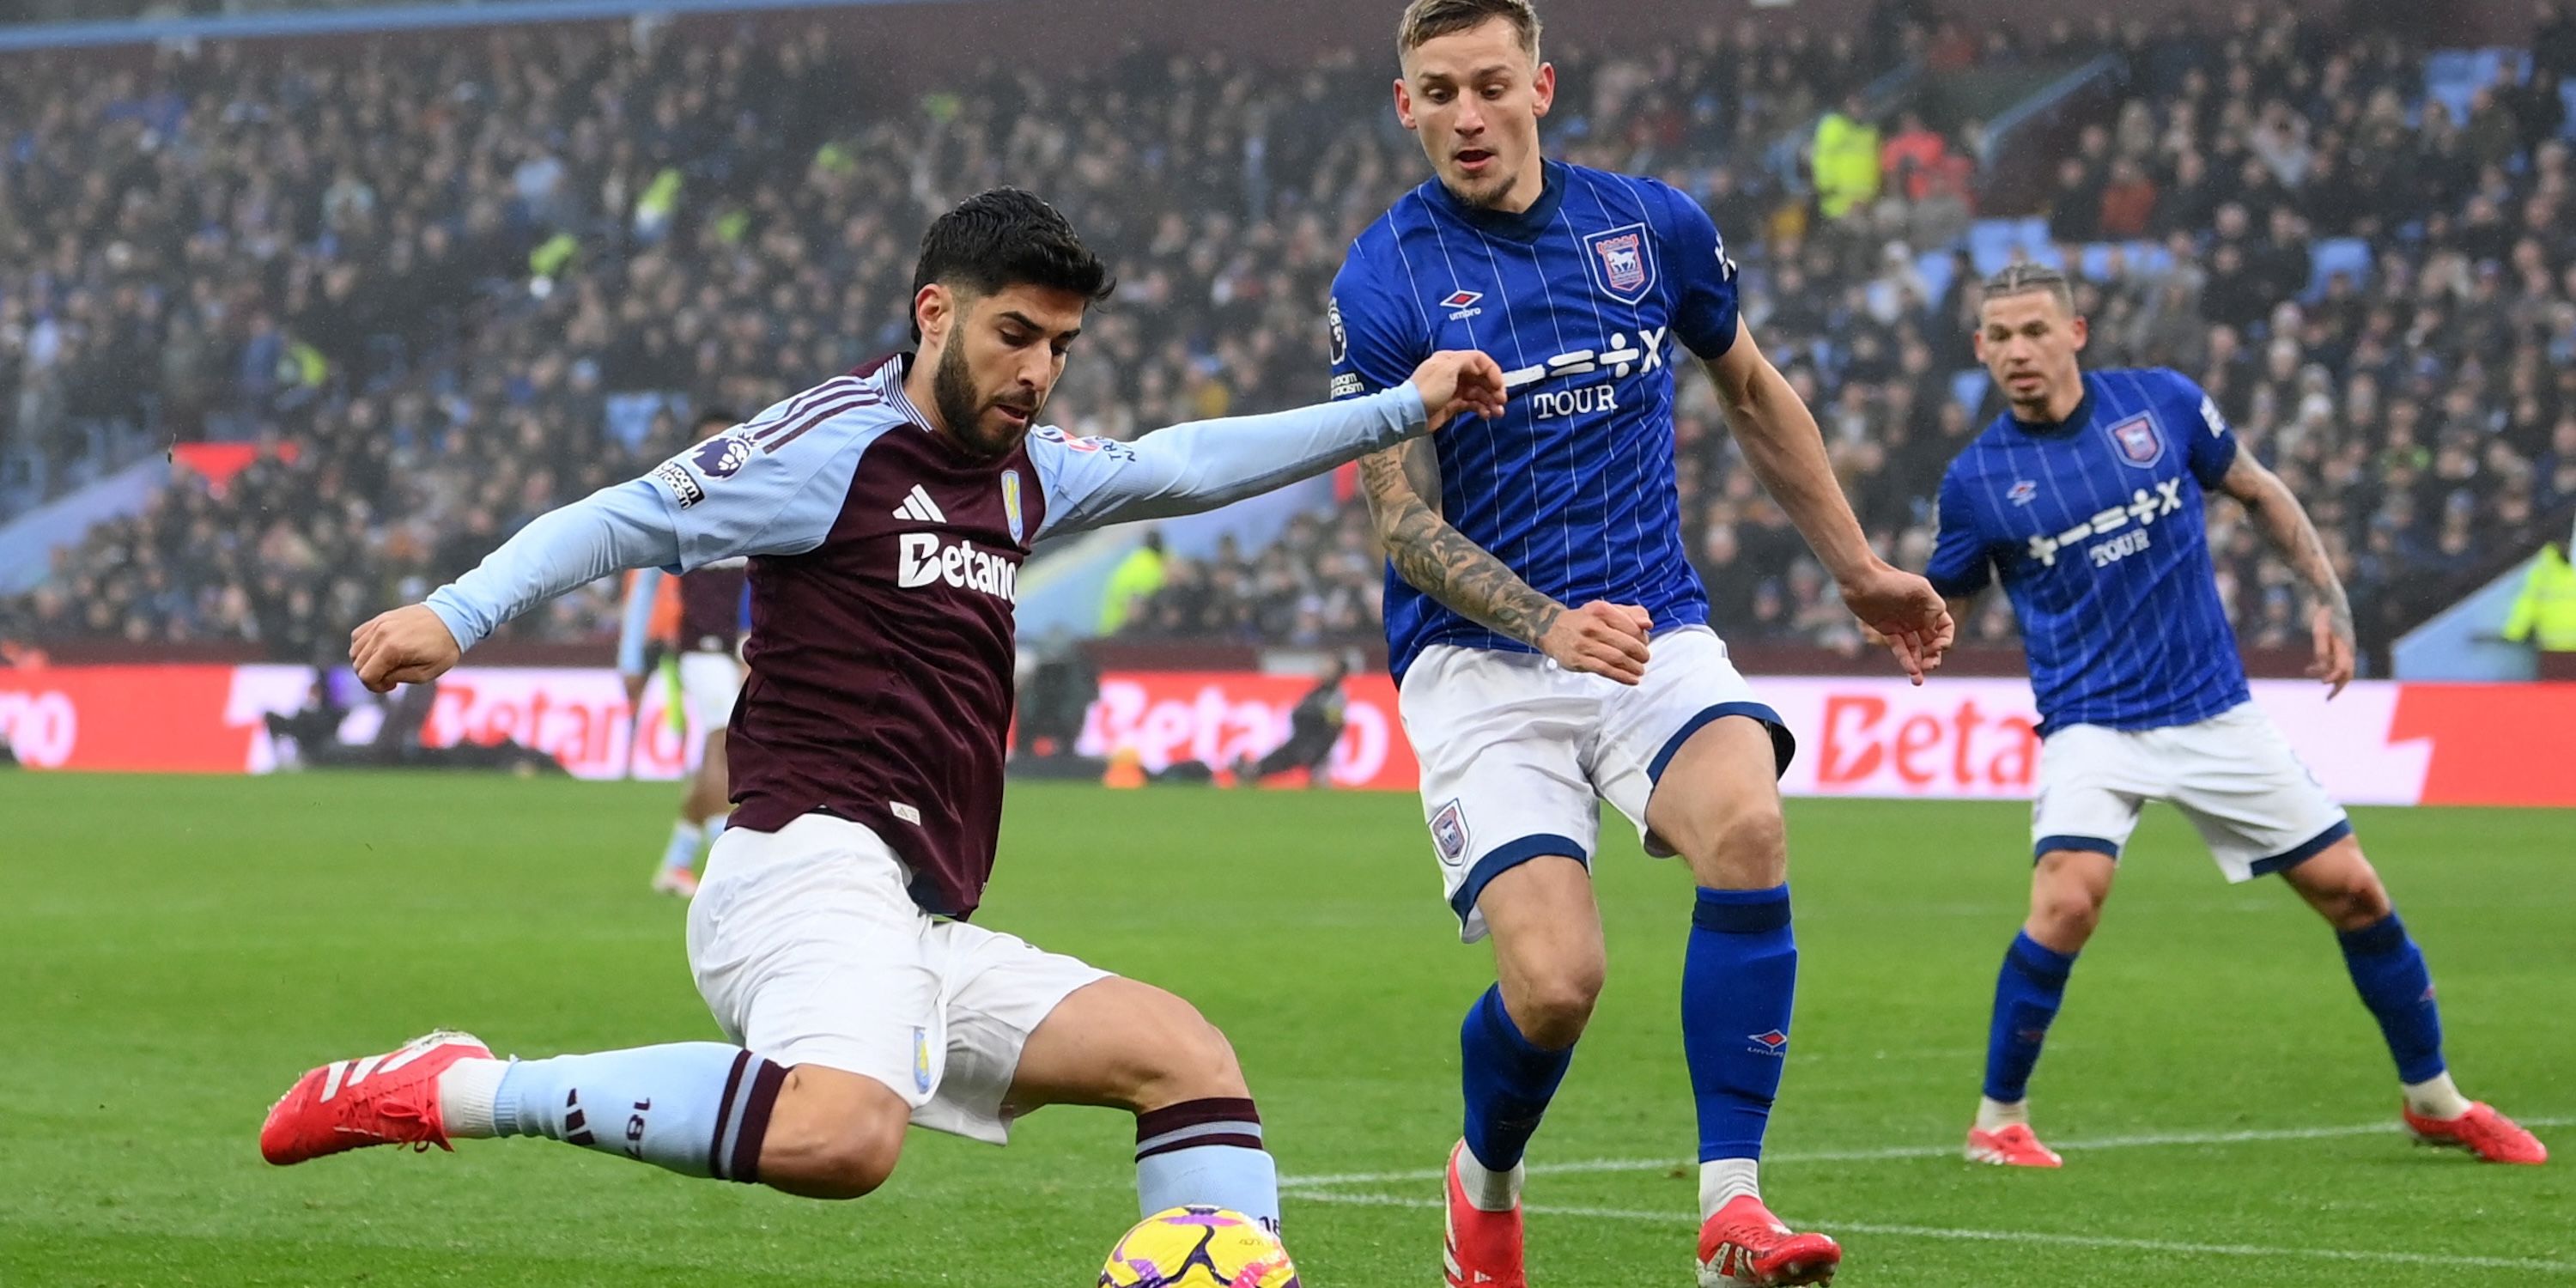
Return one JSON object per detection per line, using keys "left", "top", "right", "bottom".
{"left": 2, "top": 772, "right": 2568, "bottom": 1285}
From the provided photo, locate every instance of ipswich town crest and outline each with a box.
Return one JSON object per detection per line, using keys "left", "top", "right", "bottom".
{"left": 1583, "top": 222, "right": 1657, "bottom": 305}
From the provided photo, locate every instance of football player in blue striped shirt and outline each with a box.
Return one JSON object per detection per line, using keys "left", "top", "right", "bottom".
{"left": 1330, "top": 3, "right": 1955, "bottom": 1284}
{"left": 1929, "top": 264, "right": 2545, "bottom": 1170}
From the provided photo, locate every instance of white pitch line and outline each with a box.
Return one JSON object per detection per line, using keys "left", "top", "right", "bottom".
{"left": 1279, "top": 1115, "right": 2573, "bottom": 1188}
{"left": 1279, "top": 1191, "right": 2576, "bottom": 1275}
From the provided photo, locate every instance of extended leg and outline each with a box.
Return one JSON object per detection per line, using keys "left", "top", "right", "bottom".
{"left": 2281, "top": 836, "right": 2545, "bottom": 1164}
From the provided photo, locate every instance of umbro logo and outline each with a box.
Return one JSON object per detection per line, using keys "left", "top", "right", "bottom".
{"left": 892, "top": 485, "right": 946, "bottom": 525}
{"left": 1439, "top": 289, "right": 1485, "bottom": 321}
{"left": 1747, "top": 1030, "right": 1789, "bottom": 1056}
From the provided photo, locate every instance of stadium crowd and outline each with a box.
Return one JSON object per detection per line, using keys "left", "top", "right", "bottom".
{"left": 1, "top": 4, "right": 2572, "bottom": 668}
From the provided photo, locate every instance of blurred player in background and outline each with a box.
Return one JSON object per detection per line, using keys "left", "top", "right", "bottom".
{"left": 260, "top": 189, "right": 1510, "bottom": 1237}
{"left": 1230, "top": 654, "right": 1352, "bottom": 787}
{"left": 1331, "top": 3, "right": 1952, "bottom": 1284}
{"left": 617, "top": 407, "right": 750, "bottom": 897}
{"left": 1929, "top": 264, "right": 2546, "bottom": 1170}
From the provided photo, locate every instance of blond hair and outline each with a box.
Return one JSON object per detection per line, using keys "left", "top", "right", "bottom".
{"left": 1397, "top": 0, "right": 1541, "bottom": 62}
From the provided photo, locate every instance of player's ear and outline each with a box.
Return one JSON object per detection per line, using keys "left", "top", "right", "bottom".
{"left": 1531, "top": 61, "right": 1556, "bottom": 118}
{"left": 914, "top": 283, "right": 953, "bottom": 350}
{"left": 1392, "top": 76, "right": 1417, "bottom": 131}
{"left": 2069, "top": 313, "right": 2090, "bottom": 352}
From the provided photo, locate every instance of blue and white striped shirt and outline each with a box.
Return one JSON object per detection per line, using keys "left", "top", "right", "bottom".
{"left": 1330, "top": 160, "right": 1741, "bottom": 679}
{"left": 1927, "top": 367, "right": 2248, "bottom": 732}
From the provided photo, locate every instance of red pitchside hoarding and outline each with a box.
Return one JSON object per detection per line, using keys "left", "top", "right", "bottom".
{"left": 3, "top": 665, "right": 2573, "bottom": 809}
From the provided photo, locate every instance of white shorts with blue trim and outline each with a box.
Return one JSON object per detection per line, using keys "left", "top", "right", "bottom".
{"left": 2032, "top": 702, "right": 2351, "bottom": 882}
{"left": 1397, "top": 625, "right": 1792, "bottom": 943}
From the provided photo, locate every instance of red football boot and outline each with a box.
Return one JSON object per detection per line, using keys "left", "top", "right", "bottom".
{"left": 1443, "top": 1141, "right": 1527, "bottom": 1288}
{"left": 1697, "top": 1194, "right": 1841, "bottom": 1286}
{"left": 2404, "top": 1102, "right": 2549, "bottom": 1164}
{"left": 259, "top": 1030, "right": 492, "bottom": 1165}
{"left": 1964, "top": 1122, "right": 2064, "bottom": 1168}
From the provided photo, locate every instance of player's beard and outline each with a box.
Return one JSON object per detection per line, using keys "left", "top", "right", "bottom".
{"left": 931, "top": 339, "right": 1040, "bottom": 461}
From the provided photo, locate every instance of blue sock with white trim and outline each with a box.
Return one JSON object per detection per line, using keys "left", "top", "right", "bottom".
{"left": 2337, "top": 912, "right": 2446, "bottom": 1084}
{"left": 1982, "top": 931, "right": 2077, "bottom": 1104}
{"left": 1459, "top": 984, "right": 1573, "bottom": 1175}
{"left": 1685, "top": 884, "right": 1796, "bottom": 1163}
{"left": 440, "top": 1043, "right": 785, "bottom": 1182}
{"left": 1133, "top": 1097, "right": 1279, "bottom": 1231}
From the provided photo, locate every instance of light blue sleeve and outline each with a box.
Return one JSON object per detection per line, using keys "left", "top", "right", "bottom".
{"left": 1924, "top": 465, "right": 1996, "bottom": 598}
{"left": 424, "top": 394, "right": 882, "bottom": 652}
{"left": 1030, "top": 385, "right": 1429, "bottom": 539}
{"left": 615, "top": 569, "right": 662, "bottom": 676}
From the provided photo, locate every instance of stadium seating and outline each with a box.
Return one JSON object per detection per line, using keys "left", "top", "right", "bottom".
{"left": 1, "top": 9, "right": 2570, "bottom": 679}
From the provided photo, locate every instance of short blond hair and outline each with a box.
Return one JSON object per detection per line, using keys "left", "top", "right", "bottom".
{"left": 1397, "top": 0, "right": 1541, "bottom": 62}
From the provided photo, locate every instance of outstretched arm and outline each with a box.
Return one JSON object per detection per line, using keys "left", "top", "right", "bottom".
{"left": 1703, "top": 318, "right": 1953, "bottom": 682}
{"left": 355, "top": 387, "right": 865, "bottom": 692}
{"left": 355, "top": 482, "right": 683, "bottom": 692}
{"left": 2216, "top": 450, "right": 2354, "bottom": 696}
{"left": 1034, "top": 351, "right": 1506, "bottom": 538}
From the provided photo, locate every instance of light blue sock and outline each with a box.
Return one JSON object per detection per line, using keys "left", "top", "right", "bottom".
{"left": 1133, "top": 1097, "right": 1279, "bottom": 1232}
{"left": 702, "top": 814, "right": 728, "bottom": 849}
{"left": 486, "top": 1043, "right": 785, "bottom": 1182}
{"left": 661, "top": 821, "right": 702, "bottom": 872}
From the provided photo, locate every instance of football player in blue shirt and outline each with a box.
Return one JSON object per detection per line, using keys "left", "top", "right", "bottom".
{"left": 1331, "top": 3, "right": 1953, "bottom": 1284}
{"left": 1929, "top": 264, "right": 2545, "bottom": 1170}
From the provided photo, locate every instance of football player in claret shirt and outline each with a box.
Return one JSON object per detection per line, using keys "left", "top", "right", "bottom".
{"left": 1929, "top": 264, "right": 2544, "bottom": 1170}
{"left": 1329, "top": 3, "right": 1952, "bottom": 1284}
{"left": 259, "top": 189, "right": 1511, "bottom": 1242}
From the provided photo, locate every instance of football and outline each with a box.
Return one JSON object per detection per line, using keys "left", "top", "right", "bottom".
{"left": 1097, "top": 1206, "right": 1300, "bottom": 1288}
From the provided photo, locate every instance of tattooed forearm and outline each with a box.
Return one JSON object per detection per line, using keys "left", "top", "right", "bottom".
{"left": 2231, "top": 458, "right": 2354, "bottom": 637}
{"left": 1358, "top": 440, "right": 1564, "bottom": 647}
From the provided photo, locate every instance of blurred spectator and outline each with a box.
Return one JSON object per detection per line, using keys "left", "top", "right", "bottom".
{"left": 2501, "top": 538, "right": 2576, "bottom": 652}
{"left": 1814, "top": 94, "right": 1883, "bottom": 220}
{"left": 1100, "top": 531, "right": 1169, "bottom": 635}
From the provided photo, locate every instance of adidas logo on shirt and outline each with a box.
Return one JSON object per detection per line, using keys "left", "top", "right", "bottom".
{"left": 892, "top": 485, "right": 946, "bottom": 525}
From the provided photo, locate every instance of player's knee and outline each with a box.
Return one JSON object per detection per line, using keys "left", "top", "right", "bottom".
{"left": 1509, "top": 960, "right": 1604, "bottom": 1048}
{"left": 1129, "top": 999, "right": 1249, "bottom": 1105}
{"left": 761, "top": 1097, "right": 907, "bottom": 1200}
{"left": 1682, "top": 803, "right": 1789, "bottom": 888}
{"left": 2292, "top": 856, "right": 2392, "bottom": 931}
{"left": 2029, "top": 884, "right": 2105, "bottom": 945}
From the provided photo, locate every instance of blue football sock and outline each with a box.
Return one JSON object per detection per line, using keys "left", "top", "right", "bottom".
{"left": 2337, "top": 912, "right": 2446, "bottom": 1084}
{"left": 702, "top": 814, "right": 728, "bottom": 848}
{"left": 1133, "top": 1097, "right": 1279, "bottom": 1232}
{"left": 1685, "top": 885, "right": 1796, "bottom": 1163}
{"left": 1459, "top": 984, "right": 1572, "bottom": 1173}
{"left": 495, "top": 1042, "right": 785, "bottom": 1182}
{"left": 1982, "top": 931, "right": 2077, "bottom": 1103}
{"left": 661, "top": 821, "right": 703, "bottom": 872}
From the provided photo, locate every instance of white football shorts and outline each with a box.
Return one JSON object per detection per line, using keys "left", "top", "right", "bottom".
{"left": 2031, "top": 702, "right": 2351, "bottom": 881}
{"left": 676, "top": 648, "right": 745, "bottom": 740}
{"left": 1398, "top": 625, "right": 1793, "bottom": 943}
{"left": 686, "top": 812, "right": 1110, "bottom": 1145}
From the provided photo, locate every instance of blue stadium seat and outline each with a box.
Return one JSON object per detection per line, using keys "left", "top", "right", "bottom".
{"left": 1968, "top": 220, "right": 2020, "bottom": 277}
{"left": 2562, "top": 81, "right": 2576, "bottom": 140}
{"left": 1916, "top": 250, "right": 1958, "bottom": 304}
{"left": 2306, "top": 238, "right": 2373, "bottom": 301}
{"left": 1950, "top": 369, "right": 1990, "bottom": 415}
{"left": 2423, "top": 48, "right": 2532, "bottom": 125}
